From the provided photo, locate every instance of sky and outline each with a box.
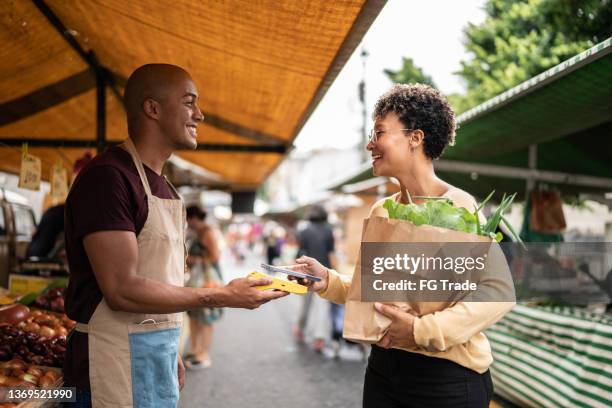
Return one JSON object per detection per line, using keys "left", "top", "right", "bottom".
{"left": 293, "top": 0, "right": 487, "bottom": 152}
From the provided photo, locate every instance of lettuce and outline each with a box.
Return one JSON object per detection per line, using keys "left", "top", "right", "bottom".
{"left": 383, "top": 192, "right": 522, "bottom": 243}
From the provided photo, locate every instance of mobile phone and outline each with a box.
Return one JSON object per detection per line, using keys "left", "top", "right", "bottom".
{"left": 260, "top": 263, "right": 322, "bottom": 282}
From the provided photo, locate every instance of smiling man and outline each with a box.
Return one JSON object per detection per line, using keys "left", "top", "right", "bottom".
{"left": 63, "top": 64, "right": 287, "bottom": 408}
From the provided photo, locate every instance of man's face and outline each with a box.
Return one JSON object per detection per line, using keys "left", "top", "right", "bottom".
{"left": 158, "top": 76, "right": 203, "bottom": 150}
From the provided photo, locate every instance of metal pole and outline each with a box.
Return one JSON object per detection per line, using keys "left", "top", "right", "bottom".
{"left": 359, "top": 48, "right": 369, "bottom": 162}
{"left": 526, "top": 144, "right": 537, "bottom": 196}
{"left": 96, "top": 69, "right": 106, "bottom": 154}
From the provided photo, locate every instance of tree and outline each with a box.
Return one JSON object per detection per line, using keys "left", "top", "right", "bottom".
{"left": 383, "top": 0, "right": 611, "bottom": 114}
{"left": 456, "top": 0, "right": 612, "bottom": 112}
{"left": 384, "top": 57, "right": 436, "bottom": 87}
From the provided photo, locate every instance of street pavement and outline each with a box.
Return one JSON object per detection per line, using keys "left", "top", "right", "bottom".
{"left": 178, "top": 257, "right": 367, "bottom": 408}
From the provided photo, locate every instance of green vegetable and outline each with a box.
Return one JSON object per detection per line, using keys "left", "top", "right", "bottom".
{"left": 383, "top": 191, "right": 523, "bottom": 244}
{"left": 41, "top": 278, "right": 69, "bottom": 294}
{"left": 17, "top": 292, "right": 38, "bottom": 306}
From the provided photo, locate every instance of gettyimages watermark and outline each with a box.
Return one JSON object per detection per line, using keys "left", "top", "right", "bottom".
{"left": 360, "top": 242, "right": 612, "bottom": 304}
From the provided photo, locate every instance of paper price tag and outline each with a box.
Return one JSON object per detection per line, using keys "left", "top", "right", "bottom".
{"left": 18, "top": 152, "right": 41, "bottom": 190}
{"left": 51, "top": 164, "right": 68, "bottom": 199}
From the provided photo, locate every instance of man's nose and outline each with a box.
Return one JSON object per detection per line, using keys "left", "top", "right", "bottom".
{"left": 366, "top": 140, "right": 374, "bottom": 151}
{"left": 193, "top": 105, "right": 204, "bottom": 122}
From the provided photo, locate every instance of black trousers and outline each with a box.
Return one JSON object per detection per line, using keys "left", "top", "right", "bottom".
{"left": 363, "top": 346, "right": 493, "bottom": 408}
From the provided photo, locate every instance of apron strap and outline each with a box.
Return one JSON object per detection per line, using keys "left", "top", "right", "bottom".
{"left": 74, "top": 322, "right": 89, "bottom": 333}
{"left": 123, "top": 138, "right": 153, "bottom": 196}
{"left": 163, "top": 175, "right": 182, "bottom": 200}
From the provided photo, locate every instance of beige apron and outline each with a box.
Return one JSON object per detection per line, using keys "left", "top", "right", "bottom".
{"left": 75, "top": 138, "right": 186, "bottom": 407}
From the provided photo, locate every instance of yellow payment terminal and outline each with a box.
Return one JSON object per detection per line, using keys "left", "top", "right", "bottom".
{"left": 247, "top": 271, "right": 307, "bottom": 294}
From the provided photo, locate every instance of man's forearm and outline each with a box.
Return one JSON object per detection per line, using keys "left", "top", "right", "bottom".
{"left": 108, "top": 276, "right": 226, "bottom": 313}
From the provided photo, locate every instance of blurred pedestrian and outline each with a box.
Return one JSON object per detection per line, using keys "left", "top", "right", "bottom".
{"left": 294, "top": 205, "right": 336, "bottom": 352}
{"left": 185, "top": 206, "right": 223, "bottom": 369}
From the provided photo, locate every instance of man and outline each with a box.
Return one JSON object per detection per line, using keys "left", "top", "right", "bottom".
{"left": 294, "top": 205, "right": 337, "bottom": 352}
{"left": 64, "top": 64, "right": 287, "bottom": 407}
{"left": 26, "top": 153, "right": 92, "bottom": 261}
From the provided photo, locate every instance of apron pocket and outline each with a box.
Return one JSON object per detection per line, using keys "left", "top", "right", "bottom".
{"left": 128, "top": 323, "right": 180, "bottom": 408}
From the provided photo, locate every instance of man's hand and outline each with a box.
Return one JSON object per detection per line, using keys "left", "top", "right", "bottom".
{"left": 218, "top": 277, "right": 289, "bottom": 309}
{"left": 286, "top": 256, "right": 329, "bottom": 292}
{"left": 177, "top": 354, "right": 185, "bottom": 391}
{"left": 374, "top": 302, "right": 417, "bottom": 349}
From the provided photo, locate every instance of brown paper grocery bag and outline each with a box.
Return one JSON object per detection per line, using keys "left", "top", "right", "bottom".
{"left": 343, "top": 216, "right": 495, "bottom": 344}
{"left": 530, "top": 190, "right": 566, "bottom": 233}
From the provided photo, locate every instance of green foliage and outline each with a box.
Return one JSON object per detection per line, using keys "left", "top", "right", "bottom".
{"left": 455, "top": 0, "right": 612, "bottom": 112}
{"left": 384, "top": 57, "right": 436, "bottom": 87}
{"left": 383, "top": 191, "right": 522, "bottom": 243}
{"left": 383, "top": 0, "right": 611, "bottom": 114}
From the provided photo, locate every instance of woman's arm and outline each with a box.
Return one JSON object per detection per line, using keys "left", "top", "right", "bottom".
{"left": 200, "top": 227, "right": 220, "bottom": 264}
{"left": 413, "top": 301, "right": 515, "bottom": 352}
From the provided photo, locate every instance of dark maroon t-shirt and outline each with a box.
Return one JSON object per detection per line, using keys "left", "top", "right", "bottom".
{"left": 63, "top": 145, "right": 173, "bottom": 390}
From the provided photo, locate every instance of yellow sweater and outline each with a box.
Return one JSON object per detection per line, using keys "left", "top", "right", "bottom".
{"left": 319, "top": 192, "right": 515, "bottom": 374}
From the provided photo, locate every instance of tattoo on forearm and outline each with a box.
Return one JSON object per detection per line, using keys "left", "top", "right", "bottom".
{"left": 199, "top": 294, "right": 222, "bottom": 307}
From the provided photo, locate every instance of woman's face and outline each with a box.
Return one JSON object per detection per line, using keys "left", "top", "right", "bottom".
{"left": 366, "top": 112, "right": 414, "bottom": 177}
{"left": 187, "top": 216, "right": 199, "bottom": 230}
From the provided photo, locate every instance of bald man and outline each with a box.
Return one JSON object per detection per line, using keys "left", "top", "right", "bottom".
{"left": 64, "top": 64, "right": 287, "bottom": 407}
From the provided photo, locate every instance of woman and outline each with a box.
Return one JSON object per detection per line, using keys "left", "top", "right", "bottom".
{"left": 185, "top": 205, "right": 223, "bottom": 369}
{"left": 294, "top": 84, "right": 514, "bottom": 407}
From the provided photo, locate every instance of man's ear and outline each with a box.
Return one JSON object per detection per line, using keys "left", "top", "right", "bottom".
{"left": 142, "top": 98, "right": 160, "bottom": 120}
{"left": 409, "top": 129, "right": 425, "bottom": 148}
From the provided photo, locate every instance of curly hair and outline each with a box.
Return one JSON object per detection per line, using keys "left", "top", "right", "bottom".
{"left": 372, "top": 84, "right": 456, "bottom": 159}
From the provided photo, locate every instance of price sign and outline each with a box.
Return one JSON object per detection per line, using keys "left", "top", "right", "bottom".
{"left": 18, "top": 145, "right": 41, "bottom": 190}
{"left": 50, "top": 163, "right": 68, "bottom": 199}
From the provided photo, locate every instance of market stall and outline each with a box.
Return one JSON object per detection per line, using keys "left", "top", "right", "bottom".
{"left": 0, "top": 0, "right": 386, "bottom": 404}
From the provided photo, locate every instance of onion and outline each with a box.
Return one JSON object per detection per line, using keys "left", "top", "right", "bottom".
{"left": 6, "top": 358, "right": 26, "bottom": 371}
{"left": 43, "top": 370, "right": 60, "bottom": 382}
{"left": 38, "top": 375, "right": 54, "bottom": 388}
{"left": 5, "top": 377, "right": 23, "bottom": 387}
{"left": 24, "top": 322, "right": 40, "bottom": 332}
{"left": 11, "top": 368, "right": 25, "bottom": 378}
{"left": 26, "top": 366, "right": 42, "bottom": 377}
{"left": 0, "top": 304, "right": 30, "bottom": 325}
{"left": 39, "top": 326, "right": 56, "bottom": 338}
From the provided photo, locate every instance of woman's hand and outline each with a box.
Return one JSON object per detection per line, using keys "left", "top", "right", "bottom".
{"left": 177, "top": 354, "right": 185, "bottom": 390}
{"left": 286, "top": 256, "right": 329, "bottom": 292}
{"left": 374, "top": 302, "right": 417, "bottom": 349}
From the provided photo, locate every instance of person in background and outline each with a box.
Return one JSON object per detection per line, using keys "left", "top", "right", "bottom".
{"left": 185, "top": 205, "right": 222, "bottom": 369}
{"left": 265, "top": 234, "right": 279, "bottom": 265}
{"left": 26, "top": 153, "right": 92, "bottom": 261}
{"left": 294, "top": 205, "right": 337, "bottom": 352}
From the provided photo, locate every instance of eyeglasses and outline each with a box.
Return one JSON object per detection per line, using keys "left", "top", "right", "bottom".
{"left": 368, "top": 128, "right": 415, "bottom": 144}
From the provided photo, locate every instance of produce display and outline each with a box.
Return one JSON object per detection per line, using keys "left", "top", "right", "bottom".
{"left": 0, "top": 272, "right": 68, "bottom": 406}
{"left": 0, "top": 305, "right": 30, "bottom": 326}
{"left": 0, "top": 324, "right": 67, "bottom": 367}
{"left": 0, "top": 358, "right": 60, "bottom": 388}
{"left": 33, "top": 288, "right": 65, "bottom": 314}
{"left": 17, "top": 309, "right": 74, "bottom": 339}
{"left": 0, "top": 304, "right": 73, "bottom": 367}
